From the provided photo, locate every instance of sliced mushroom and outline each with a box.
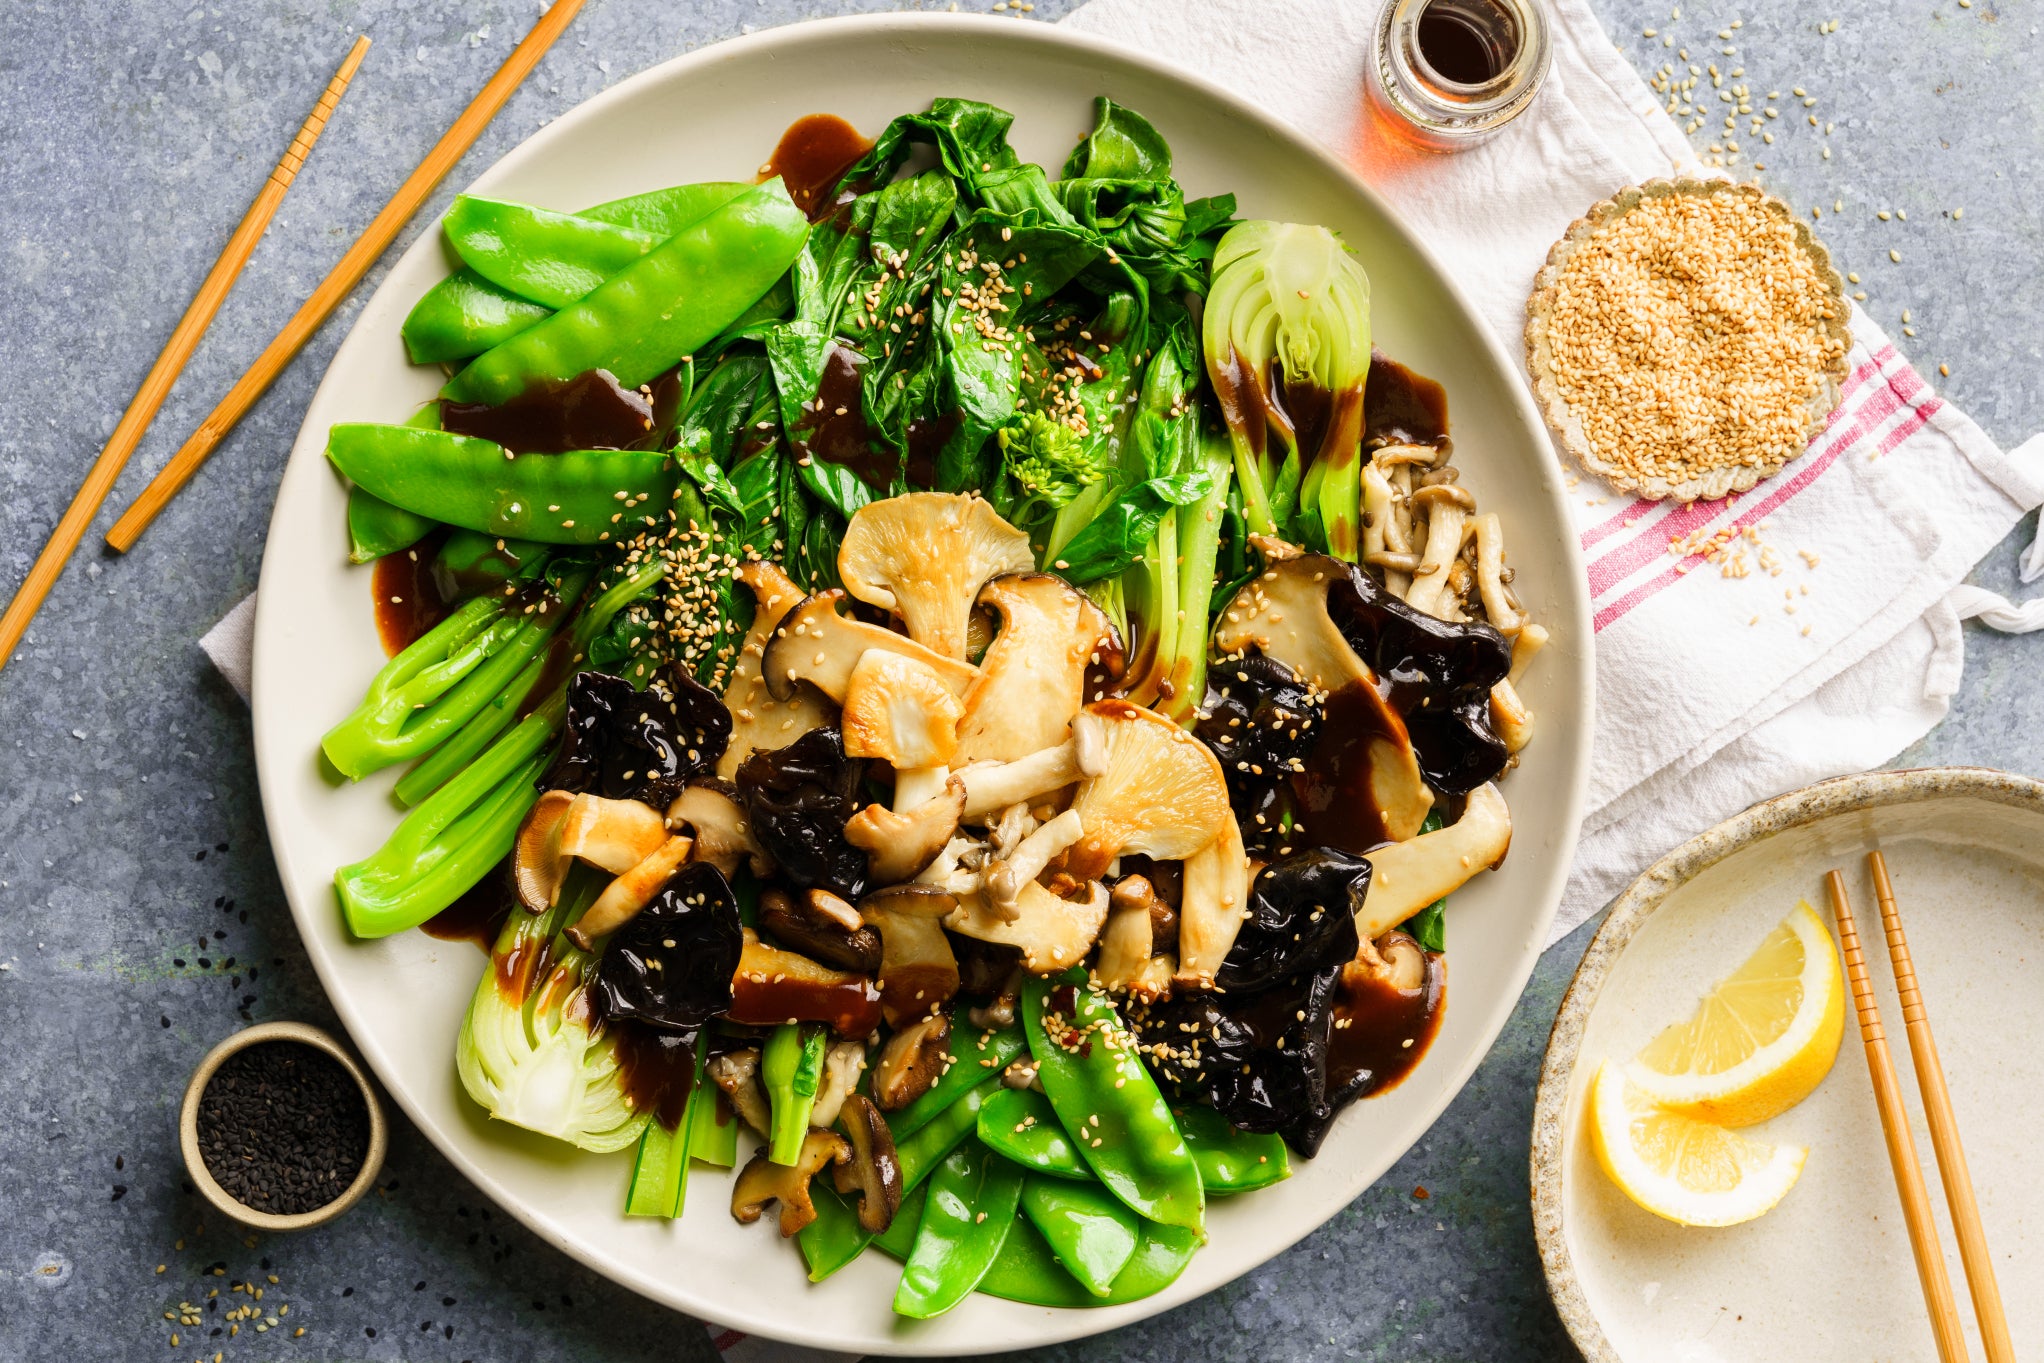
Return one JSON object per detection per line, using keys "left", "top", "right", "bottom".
{"left": 1362, "top": 455, "right": 1414, "bottom": 595}
{"left": 1002, "top": 1055, "right": 1042, "bottom": 1091}
{"left": 1404, "top": 483, "right": 1475, "bottom": 618}
{"left": 1176, "top": 809, "right": 1251, "bottom": 987}
{"left": 718, "top": 559, "right": 833, "bottom": 780}
{"left": 730, "top": 1130, "right": 850, "bottom": 1236}
{"left": 840, "top": 650, "right": 965, "bottom": 770}
{"left": 916, "top": 833, "right": 989, "bottom": 896}
{"left": 956, "top": 721, "right": 1108, "bottom": 820}
{"left": 728, "top": 927, "right": 884, "bottom": 1037}
{"left": 1469, "top": 512, "right": 1524, "bottom": 634}
{"left": 1490, "top": 677, "right": 1534, "bottom": 755}
{"left": 809, "top": 1040, "right": 869, "bottom": 1130}
{"left": 1348, "top": 928, "right": 1427, "bottom": 993}
{"left": 829, "top": 1094, "right": 903, "bottom": 1233}
{"left": 837, "top": 492, "right": 1035, "bottom": 659}
{"left": 758, "top": 886, "right": 884, "bottom": 974}
{"left": 1094, "top": 875, "right": 1156, "bottom": 991}
{"left": 1213, "top": 547, "right": 1433, "bottom": 841}
{"left": 871, "top": 1012, "right": 951, "bottom": 1111}
{"left": 844, "top": 776, "right": 966, "bottom": 885}
{"left": 708, "top": 1047, "right": 772, "bottom": 1137}
{"left": 1357, "top": 782, "right": 1512, "bottom": 937}
{"left": 666, "top": 782, "right": 768, "bottom": 879}
{"left": 860, "top": 884, "right": 961, "bottom": 1026}
{"left": 944, "top": 879, "right": 1110, "bottom": 974}
{"left": 1062, "top": 701, "right": 1229, "bottom": 882}
{"left": 760, "top": 589, "right": 979, "bottom": 704}
{"left": 513, "top": 789, "right": 576, "bottom": 911}
{"left": 558, "top": 794, "right": 670, "bottom": 874}
{"left": 984, "top": 808, "right": 1084, "bottom": 922}
{"left": 954, "top": 574, "right": 1118, "bottom": 765}
{"left": 567, "top": 833, "right": 693, "bottom": 947}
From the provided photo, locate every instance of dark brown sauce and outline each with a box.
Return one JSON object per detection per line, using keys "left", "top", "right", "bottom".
{"left": 613, "top": 1022, "right": 699, "bottom": 1131}
{"left": 493, "top": 930, "right": 554, "bottom": 1009}
{"left": 1365, "top": 352, "right": 1451, "bottom": 449}
{"left": 422, "top": 855, "right": 518, "bottom": 951}
{"left": 1285, "top": 681, "right": 1408, "bottom": 853}
{"left": 903, "top": 410, "right": 959, "bottom": 490}
{"left": 1416, "top": 5, "right": 1506, "bottom": 84}
{"left": 729, "top": 969, "right": 883, "bottom": 1038}
{"left": 760, "top": 114, "right": 875, "bottom": 222}
{"left": 442, "top": 368, "right": 655, "bottom": 454}
{"left": 1326, "top": 951, "right": 1446, "bottom": 1098}
{"left": 371, "top": 530, "right": 456, "bottom": 657}
{"left": 879, "top": 963, "right": 958, "bottom": 1029}
{"left": 794, "top": 344, "right": 896, "bottom": 487}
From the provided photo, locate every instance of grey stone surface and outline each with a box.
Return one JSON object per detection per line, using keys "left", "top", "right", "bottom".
{"left": 0, "top": 1, "right": 2036, "bottom": 1360}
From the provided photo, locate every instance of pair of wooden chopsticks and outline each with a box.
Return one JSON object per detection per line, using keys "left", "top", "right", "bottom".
{"left": 1825, "top": 854, "right": 2014, "bottom": 1363}
{"left": 0, "top": 0, "right": 586, "bottom": 678}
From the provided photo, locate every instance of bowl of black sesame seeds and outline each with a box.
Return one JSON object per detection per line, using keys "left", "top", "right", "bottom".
{"left": 179, "top": 1021, "right": 387, "bottom": 1231}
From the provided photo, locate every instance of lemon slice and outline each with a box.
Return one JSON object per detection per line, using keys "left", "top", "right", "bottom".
{"left": 1624, "top": 899, "right": 1844, "bottom": 1127}
{"left": 1589, "top": 1060, "right": 1808, "bottom": 1227}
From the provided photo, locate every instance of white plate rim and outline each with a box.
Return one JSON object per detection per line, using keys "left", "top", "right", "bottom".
{"left": 1528, "top": 764, "right": 2044, "bottom": 1362}
{"left": 251, "top": 12, "right": 1597, "bottom": 1350}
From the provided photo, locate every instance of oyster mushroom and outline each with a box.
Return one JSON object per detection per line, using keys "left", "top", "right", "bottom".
{"left": 666, "top": 781, "right": 768, "bottom": 879}
{"left": 860, "top": 884, "right": 961, "bottom": 1026}
{"left": 513, "top": 789, "right": 577, "bottom": 911}
{"left": 983, "top": 808, "right": 1084, "bottom": 923}
{"left": 758, "top": 886, "right": 884, "bottom": 974}
{"left": 837, "top": 492, "right": 1034, "bottom": 660}
{"left": 871, "top": 1012, "right": 951, "bottom": 1111}
{"left": 944, "top": 879, "right": 1110, "bottom": 974}
{"left": 1357, "top": 782, "right": 1512, "bottom": 937}
{"left": 761, "top": 590, "right": 979, "bottom": 705}
{"left": 727, "top": 928, "right": 883, "bottom": 1037}
{"left": 844, "top": 776, "right": 967, "bottom": 886}
{"left": 731, "top": 1130, "right": 850, "bottom": 1235}
{"left": 1403, "top": 483, "right": 1475, "bottom": 618}
{"left": 558, "top": 794, "right": 671, "bottom": 874}
{"left": 1062, "top": 701, "right": 1229, "bottom": 882}
{"left": 841, "top": 650, "right": 965, "bottom": 771}
{"left": 708, "top": 1047, "right": 771, "bottom": 1137}
{"left": 567, "top": 832, "right": 694, "bottom": 947}
{"left": 809, "top": 1041, "right": 870, "bottom": 1130}
{"left": 954, "top": 574, "right": 1119, "bottom": 765}
{"left": 718, "top": 559, "right": 833, "bottom": 780}
{"left": 830, "top": 1094, "right": 903, "bottom": 1233}
{"left": 1213, "top": 546, "right": 1433, "bottom": 841}
{"left": 915, "top": 833, "right": 989, "bottom": 896}
{"left": 1176, "top": 809, "right": 1251, "bottom": 987}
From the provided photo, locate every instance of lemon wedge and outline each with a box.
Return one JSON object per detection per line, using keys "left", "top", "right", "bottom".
{"left": 1624, "top": 899, "right": 1844, "bottom": 1127}
{"left": 1589, "top": 1060, "right": 1808, "bottom": 1227}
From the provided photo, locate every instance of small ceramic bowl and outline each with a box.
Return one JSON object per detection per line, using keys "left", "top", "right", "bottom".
{"left": 179, "top": 1020, "right": 389, "bottom": 1231}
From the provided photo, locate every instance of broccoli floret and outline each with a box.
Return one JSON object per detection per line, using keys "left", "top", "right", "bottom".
{"left": 995, "top": 410, "right": 1112, "bottom": 529}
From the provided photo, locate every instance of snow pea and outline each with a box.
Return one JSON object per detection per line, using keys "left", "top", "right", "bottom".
{"left": 976, "top": 1209, "right": 1201, "bottom": 1308}
{"left": 442, "top": 179, "right": 809, "bottom": 406}
{"left": 444, "top": 196, "right": 664, "bottom": 311}
{"left": 1018, "top": 1176, "right": 1139, "bottom": 1296}
{"left": 577, "top": 181, "right": 754, "bottom": 237}
{"left": 402, "top": 269, "right": 553, "bottom": 365}
{"left": 893, "top": 1141, "right": 1025, "bottom": 1319}
{"left": 1022, "top": 973, "right": 1204, "bottom": 1232}
{"left": 346, "top": 485, "right": 436, "bottom": 563}
{"left": 977, "top": 1087, "right": 1090, "bottom": 1181}
{"left": 1175, "top": 1103, "right": 1290, "bottom": 1194}
{"left": 887, "top": 1021, "right": 1026, "bottom": 1141}
{"left": 871, "top": 1181, "right": 927, "bottom": 1260}
{"left": 326, "top": 423, "right": 676, "bottom": 546}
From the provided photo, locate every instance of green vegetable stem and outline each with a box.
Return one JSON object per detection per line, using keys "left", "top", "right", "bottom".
{"left": 625, "top": 1036, "right": 708, "bottom": 1219}
{"left": 892, "top": 1141, "right": 1025, "bottom": 1319}
{"left": 762, "top": 1023, "right": 828, "bottom": 1166}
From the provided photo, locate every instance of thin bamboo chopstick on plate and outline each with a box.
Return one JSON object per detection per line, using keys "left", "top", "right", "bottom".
{"left": 1825, "top": 870, "right": 1972, "bottom": 1363}
{"left": 0, "top": 35, "right": 371, "bottom": 678}
{"left": 103, "top": 0, "right": 589, "bottom": 555}
{"left": 1867, "top": 851, "right": 2016, "bottom": 1363}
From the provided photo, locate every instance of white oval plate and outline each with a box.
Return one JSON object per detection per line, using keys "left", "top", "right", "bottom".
{"left": 252, "top": 14, "right": 1592, "bottom": 1353}
{"left": 1534, "top": 768, "right": 2044, "bottom": 1362}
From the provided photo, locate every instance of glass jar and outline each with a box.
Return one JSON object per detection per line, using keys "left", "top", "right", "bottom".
{"left": 1366, "top": 0, "right": 1554, "bottom": 152}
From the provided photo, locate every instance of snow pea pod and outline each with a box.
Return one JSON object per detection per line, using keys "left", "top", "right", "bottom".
{"left": 977, "top": 1087, "right": 1090, "bottom": 1181}
{"left": 977, "top": 1210, "right": 1201, "bottom": 1308}
{"left": 1175, "top": 1102, "right": 1290, "bottom": 1194}
{"left": 443, "top": 179, "right": 809, "bottom": 406}
{"left": 346, "top": 485, "right": 437, "bottom": 563}
{"left": 893, "top": 1141, "right": 1025, "bottom": 1319}
{"left": 444, "top": 196, "right": 664, "bottom": 311}
{"left": 871, "top": 1181, "right": 927, "bottom": 1260}
{"left": 1018, "top": 1176, "right": 1139, "bottom": 1296}
{"left": 327, "top": 423, "right": 676, "bottom": 546}
{"left": 887, "top": 1021, "right": 1025, "bottom": 1141}
{"left": 1022, "top": 973, "right": 1204, "bottom": 1231}
{"left": 402, "top": 269, "right": 553, "bottom": 365}
{"left": 576, "top": 181, "right": 754, "bottom": 238}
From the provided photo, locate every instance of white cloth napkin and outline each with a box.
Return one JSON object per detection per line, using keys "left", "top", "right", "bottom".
{"left": 199, "top": 1, "right": 2044, "bottom": 1356}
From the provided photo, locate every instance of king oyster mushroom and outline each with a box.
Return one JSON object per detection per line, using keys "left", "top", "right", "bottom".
{"left": 761, "top": 590, "right": 979, "bottom": 706}
{"left": 567, "top": 832, "right": 694, "bottom": 947}
{"left": 1061, "top": 701, "right": 1230, "bottom": 882}
{"left": 513, "top": 791, "right": 676, "bottom": 915}
{"left": 1175, "top": 808, "right": 1252, "bottom": 987}
{"left": 837, "top": 492, "right": 1035, "bottom": 660}
{"left": 1355, "top": 782, "right": 1512, "bottom": 936}
{"left": 727, "top": 928, "right": 883, "bottom": 1037}
{"left": 719, "top": 559, "right": 833, "bottom": 780}
{"left": 859, "top": 883, "right": 961, "bottom": 1026}
{"left": 1213, "top": 542, "right": 1434, "bottom": 841}
{"left": 954, "top": 574, "right": 1120, "bottom": 765}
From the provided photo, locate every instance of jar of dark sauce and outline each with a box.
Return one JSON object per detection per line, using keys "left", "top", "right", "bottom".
{"left": 1367, "top": 0, "right": 1553, "bottom": 151}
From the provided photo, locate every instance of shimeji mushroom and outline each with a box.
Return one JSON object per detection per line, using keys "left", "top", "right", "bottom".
{"left": 1061, "top": 700, "right": 1230, "bottom": 882}
{"left": 954, "top": 574, "right": 1119, "bottom": 766}
{"left": 567, "top": 832, "right": 694, "bottom": 947}
{"left": 943, "top": 879, "right": 1110, "bottom": 974}
{"left": 837, "top": 492, "right": 1034, "bottom": 660}
{"left": 983, "top": 808, "right": 1084, "bottom": 922}
{"left": 871, "top": 1013, "right": 951, "bottom": 1111}
{"left": 665, "top": 782, "right": 768, "bottom": 879}
{"left": 1356, "top": 782, "right": 1512, "bottom": 937}
{"left": 844, "top": 777, "right": 967, "bottom": 886}
{"left": 809, "top": 1041, "right": 869, "bottom": 1130}
{"left": 859, "top": 884, "right": 962, "bottom": 1026}
{"left": 1214, "top": 545, "right": 1434, "bottom": 841}
{"left": 1093, "top": 875, "right": 1176, "bottom": 1000}
{"left": 761, "top": 590, "right": 979, "bottom": 705}
{"left": 719, "top": 559, "right": 833, "bottom": 780}
{"left": 731, "top": 1130, "right": 850, "bottom": 1235}
{"left": 1175, "top": 808, "right": 1251, "bottom": 987}
{"left": 956, "top": 718, "right": 1109, "bottom": 820}
{"left": 1403, "top": 483, "right": 1475, "bottom": 619}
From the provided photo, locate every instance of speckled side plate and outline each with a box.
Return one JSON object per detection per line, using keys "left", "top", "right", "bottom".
{"left": 1533, "top": 768, "right": 2043, "bottom": 1361}
{"left": 248, "top": 14, "right": 1594, "bottom": 1356}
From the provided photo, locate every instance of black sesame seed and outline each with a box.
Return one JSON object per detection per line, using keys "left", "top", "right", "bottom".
{"left": 194, "top": 1041, "right": 368, "bottom": 1216}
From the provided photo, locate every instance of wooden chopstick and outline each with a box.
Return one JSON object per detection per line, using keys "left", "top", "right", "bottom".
{"left": 1868, "top": 852, "right": 2015, "bottom": 1363}
{"left": 0, "top": 36, "right": 370, "bottom": 677}
{"left": 103, "top": 0, "right": 588, "bottom": 554}
{"left": 1825, "top": 870, "right": 1972, "bottom": 1363}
